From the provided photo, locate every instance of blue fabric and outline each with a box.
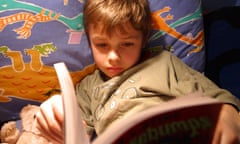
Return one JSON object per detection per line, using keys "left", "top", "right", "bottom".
{"left": 0, "top": 0, "right": 92, "bottom": 124}
{"left": 0, "top": 0, "right": 205, "bottom": 125}
{"left": 147, "top": 0, "right": 205, "bottom": 72}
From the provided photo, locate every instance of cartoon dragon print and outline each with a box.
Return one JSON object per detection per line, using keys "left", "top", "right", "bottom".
{"left": 0, "top": 43, "right": 57, "bottom": 72}
{"left": 0, "top": 0, "right": 84, "bottom": 39}
{"left": 151, "top": 6, "right": 204, "bottom": 55}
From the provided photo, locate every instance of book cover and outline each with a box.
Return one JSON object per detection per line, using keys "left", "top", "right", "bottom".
{"left": 93, "top": 94, "right": 223, "bottom": 144}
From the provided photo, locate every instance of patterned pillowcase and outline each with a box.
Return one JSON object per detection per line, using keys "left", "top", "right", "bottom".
{"left": 0, "top": 0, "right": 93, "bottom": 124}
{"left": 147, "top": 0, "right": 205, "bottom": 72}
{"left": 0, "top": 0, "right": 205, "bottom": 124}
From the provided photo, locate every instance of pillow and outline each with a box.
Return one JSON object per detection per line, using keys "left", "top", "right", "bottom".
{"left": 147, "top": 0, "right": 205, "bottom": 72}
{"left": 0, "top": 0, "right": 205, "bottom": 126}
{"left": 0, "top": 0, "right": 93, "bottom": 125}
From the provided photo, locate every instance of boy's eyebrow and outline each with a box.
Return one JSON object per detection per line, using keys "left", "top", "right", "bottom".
{"left": 91, "top": 35, "right": 140, "bottom": 40}
{"left": 121, "top": 35, "right": 140, "bottom": 39}
{"left": 91, "top": 35, "right": 106, "bottom": 40}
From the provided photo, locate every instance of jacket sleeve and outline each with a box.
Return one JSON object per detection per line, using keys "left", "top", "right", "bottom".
{"left": 167, "top": 51, "right": 240, "bottom": 111}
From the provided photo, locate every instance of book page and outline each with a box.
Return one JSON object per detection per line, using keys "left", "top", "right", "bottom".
{"left": 54, "top": 62, "right": 89, "bottom": 144}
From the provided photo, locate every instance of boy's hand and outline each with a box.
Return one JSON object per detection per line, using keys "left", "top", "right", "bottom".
{"left": 34, "top": 94, "right": 64, "bottom": 144}
{"left": 212, "top": 104, "right": 240, "bottom": 144}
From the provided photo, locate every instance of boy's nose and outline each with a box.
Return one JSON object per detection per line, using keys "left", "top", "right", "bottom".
{"left": 108, "top": 50, "right": 120, "bottom": 64}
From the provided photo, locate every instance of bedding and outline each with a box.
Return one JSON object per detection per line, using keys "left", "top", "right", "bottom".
{"left": 0, "top": 0, "right": 204, "bottom": 126}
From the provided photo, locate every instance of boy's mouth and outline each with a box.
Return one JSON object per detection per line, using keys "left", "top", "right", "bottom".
{"left": 107, "top": 67, "right": 123, "bottom": 74}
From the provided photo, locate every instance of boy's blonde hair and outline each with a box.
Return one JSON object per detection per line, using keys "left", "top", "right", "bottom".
{"left": 83, "top": 0, "right": 152, "bottom": 41}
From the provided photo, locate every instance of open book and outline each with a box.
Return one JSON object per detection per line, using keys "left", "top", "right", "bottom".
{"left": 54, "top": 63, "right": 89, "bottom": 144}
{"left": 54, "top": 62, "right": 224, "bottom": 144}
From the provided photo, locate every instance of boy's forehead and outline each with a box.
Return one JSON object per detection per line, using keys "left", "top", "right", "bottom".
{"left": 89, "top": 22, "right": 141, "bottom": 36}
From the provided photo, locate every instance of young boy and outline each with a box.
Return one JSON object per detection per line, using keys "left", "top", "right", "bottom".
{"left": 34, "top": 0, "right": 240, "bottom": 143}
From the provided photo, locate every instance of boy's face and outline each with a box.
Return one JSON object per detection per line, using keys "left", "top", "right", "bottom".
{"left": 88, "top": 22, "right": 144, "bottom": 78}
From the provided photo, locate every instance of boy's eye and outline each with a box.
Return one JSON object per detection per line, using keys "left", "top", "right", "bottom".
{"left": 121, "top": 42, "right": 134, "bottom": 47}
{"left": 95, "top": 43, "right": 107, "bottom": 48}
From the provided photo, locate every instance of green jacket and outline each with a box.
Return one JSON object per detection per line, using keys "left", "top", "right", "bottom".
{"left": 76, "top": 50, "right": 240, "bottom": 136}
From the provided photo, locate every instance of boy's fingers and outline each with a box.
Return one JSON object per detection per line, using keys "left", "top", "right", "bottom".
{"left": 34, "top": 112, "right": 63, "bottom": 143}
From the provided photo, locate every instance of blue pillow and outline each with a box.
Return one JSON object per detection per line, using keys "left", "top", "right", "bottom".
{"left": 0, "top": 0, "right": 93, "bottom": 124}
{"left": 0, "top": 0, "right": 205, "bottom": 125}
{"left": 147, "top": 0, "right": 205, "bottom": 72}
